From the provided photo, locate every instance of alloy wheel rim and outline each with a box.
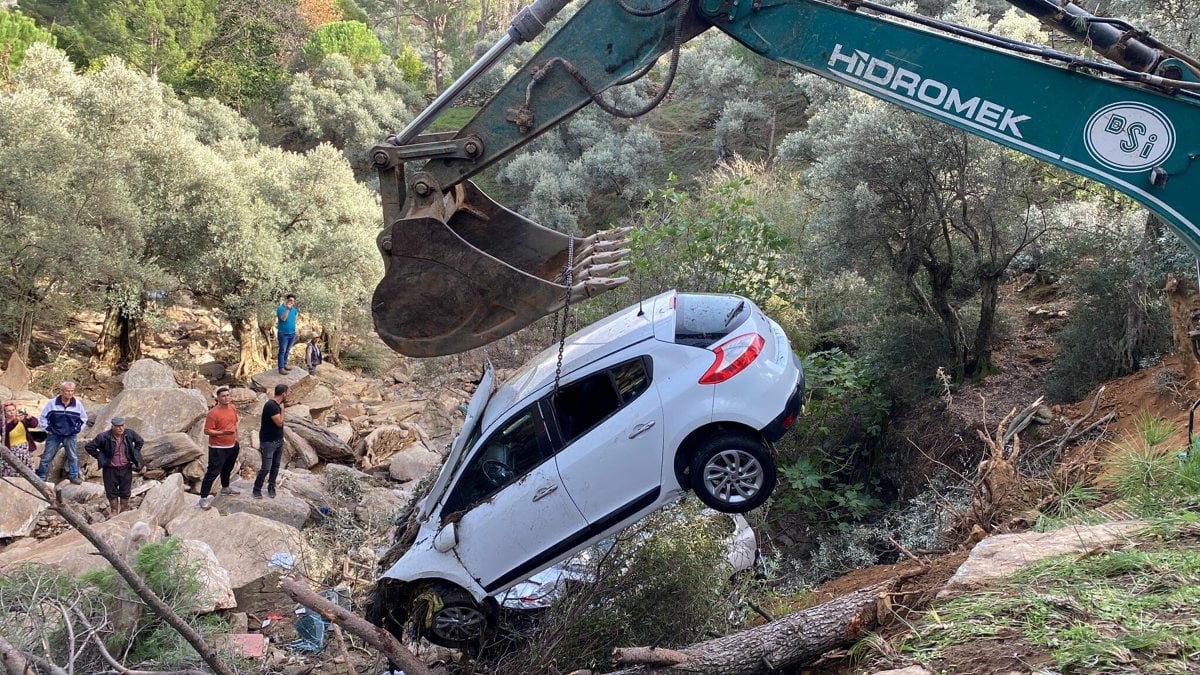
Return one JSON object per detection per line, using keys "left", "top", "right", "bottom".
{"left": 702, "top": 449, "right": 764, "bottom": 504}
{"left": 433, "top": 605, "right": 486, "bottom": 642}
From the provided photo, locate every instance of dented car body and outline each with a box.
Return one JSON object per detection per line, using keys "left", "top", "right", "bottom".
{"left": 379, "top": 290, "right": 803, "bottom": 647}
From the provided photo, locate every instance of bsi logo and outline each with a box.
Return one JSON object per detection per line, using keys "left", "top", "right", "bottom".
{"left": 1084, "top": 102, "right": 1175, "bottom": 172}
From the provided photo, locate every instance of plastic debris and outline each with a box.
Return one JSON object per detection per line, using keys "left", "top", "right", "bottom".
{"left": 269, "top": 552, "right": 295, "bottom": 570}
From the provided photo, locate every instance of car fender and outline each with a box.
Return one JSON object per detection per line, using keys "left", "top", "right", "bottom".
{"left": 378, "top": 534, "right": 489, "bottom": 602}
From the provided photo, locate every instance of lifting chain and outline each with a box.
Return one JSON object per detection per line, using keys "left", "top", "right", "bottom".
{"left": 553, "top": 236, "right": 575, "bottom": 395}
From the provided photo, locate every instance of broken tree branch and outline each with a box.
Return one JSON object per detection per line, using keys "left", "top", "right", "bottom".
{"left": 279, "top": 577, "right": 432, "bottom": 675}
{"left": 597, "top": 579, "right": 896, "bottom": 675}
{"left": 0, "top": 631, "right": 67, "bottom": 675}
{"left": 1055, "top": 386, "right": 1106, "bottom": 455}
{"left": 0, "top": 446, "right": 235, "bottom": 675}
{"left": 72, "top": 607, "right": 209, "bottom": 675}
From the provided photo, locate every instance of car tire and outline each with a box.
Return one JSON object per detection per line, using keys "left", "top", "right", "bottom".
{"left": 423, "top": 584, "right": 493, "bottom": 649}
{"left": 689, "top": 435, "right": 776, "bottom": 513}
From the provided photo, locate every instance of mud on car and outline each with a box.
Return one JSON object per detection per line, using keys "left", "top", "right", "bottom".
{"left": 370, "top": 290, "right": 804, "bottom": 648}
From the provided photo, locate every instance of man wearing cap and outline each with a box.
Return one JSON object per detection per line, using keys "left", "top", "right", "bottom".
{"left": 85, "top": 417, "right": 143, "bottom": 517}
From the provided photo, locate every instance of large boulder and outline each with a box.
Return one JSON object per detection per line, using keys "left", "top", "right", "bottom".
{"left": 57, "top": 481, "right": 108, "bottom": 508}
{"left": 0, "top": 511, "right": 163, "bottom": 576}
{"left": 326, "top": 422, "right": 354, "bottom": 445}
{"left": 215, "top": 479, "right": 311, "bottom": 529}
{"left": 0, "top": 478, "right": 49, "bottom": 537}
{"left": 142, "top": 433, "right": 204, "bottom": 469}
{"left": 313, "top": 363, "right": 358, "bottom": 388}
{"left": 277, "top": 470, "right": 330, "bottom": 509}
{"left": 288, "top": 417, "right": 355, "bottom": 463}
{"left": 89, "top": 388, "right": 208, "bottom": 439}
{"left": 388, "top": 441, "right": 442, "bottom": 483}
{"left": 122, "top": 359, "right": 178, "bottom": 390}
{"left": 168, "top": 511, "right": 304, "bottom": 591}
{"left": 369, "top": 400, "right": 427, "bottom": 424}
{"left": 282, "top": 428, "right": 320, "bottom": 470}
{"left": 298, "top": 385, "right": 335, "bottom": 415}
{"left": 0, "top": 353, "right": 31, "bottom": 392}
{"left": 941, "top": 520, "right": 1146, "bottom": 596}
{"left": 250, "top": 369, "right": 317, "bottom": 402}
{"left": 140, "top": 474, "right": 190, "bottom": 527}
{"left": 180, "top": 539, "right": 237, "bottom": 612}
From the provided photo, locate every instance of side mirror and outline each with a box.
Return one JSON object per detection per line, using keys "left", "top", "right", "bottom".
{"left": 434, "top": 523, "right": 457, "bottom": 553}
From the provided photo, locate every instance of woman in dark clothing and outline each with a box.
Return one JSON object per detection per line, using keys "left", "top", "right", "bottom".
{"left": 2, "top": 401, "right": 41, "bottom": 477}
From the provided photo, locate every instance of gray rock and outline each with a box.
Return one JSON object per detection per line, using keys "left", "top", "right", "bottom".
{"left": 140, "top": 473, "right": 189, "bottom": 527}
{"left": 89, "top": 388, "right": 207, "bottom": 439}
{"left": 142, "top": 433, "right": 203, "bottom": 469}
{"left": 197, "top": 362, "right": 227, "bottom": 381}
{"left": 250, "top": 369, "right": 317, "bottom": 401}
{"left": 941, "top": 520, "right": 1146, "bottom": 596}
{"left": 389, "top": 441, "right": 442, "bottom": 483}
{"left": 57, "top": 481, "right": 107, "bottom": 506}
{"left": 0, "top": 478, "right": 49, "bottom": 537}
{"left": 0, "top": 511, "right": 163, "bottom": 576}
{"left": 299, "top": 385, "right": 335, "bottom": 414}
{"left": 216, "top": 479, "right": 311, "bottom": 529}
{"left": 169, "top": 510, "right": 304, "bottom": 591}
{"left": 0, "top": 353, "right": 31, "bottom": 392}
{"left": 180, "top": 539, "right": 237, "bottom": 612}
{"left": 288, "top": 417, "right": 355, "bottom": 463}
{"left": 282, "top": 428, "right": 319, "bottom": 469}
{"left": 122, "top": 359, "right": 179, "bottom": 390}
{"left": 277, "top": 470, "right": 330, "bottom": 508}
{"left": 326, "top": 422, "right": 354, "bottom": 444}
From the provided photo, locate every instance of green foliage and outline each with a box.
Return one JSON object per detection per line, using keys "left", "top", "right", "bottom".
{"left": 496, "top": 505, "right": 744, "bottom": 672}
{"left": 0, "top": 9, "right": 56, "bottom": 78}
{"left": 337, "top": 0, "right": 370, "bottom": 24}
{"left": 1033, "top": 478, "right": 1104, "bottom": 531}
{"left": 1103, "top": 417, "right": 1200, "bottom": 517}
{"left": 394, "top": 43, "right": 428, "bottom": 86}
{"left": 1043, "top": 206, "right": 1181, "bottom": 402}
{"left": 278, "top": 53, "right": 418, "bottom": 175}
{"left": 61, "top": 0, "right": 218, "bottom": 84}
{"left": 338, "top": 337, "right": 396, "bottom": 376}
{"left": 900, "top": 543, "right": 1200, "bottom": 674}
{"left": 631, "top": 175, "right": 796, "bottom": 307}
{"left": 303, "top": 20, "right": 382, "bottom": 67}
{"left": 3, "top": 537, "right": 231, "bottom": 672}
{"left": 773, "top": 349, "right": 889, "bottom": 524}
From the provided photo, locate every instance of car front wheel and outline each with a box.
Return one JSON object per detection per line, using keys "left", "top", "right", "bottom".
{"left": 423, "top": 585, "right": 492, "bottom": 649}
{"left": 689, "top": 435, "right": 776, "bottom": 513}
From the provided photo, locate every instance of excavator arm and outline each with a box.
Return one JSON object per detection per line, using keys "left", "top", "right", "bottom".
{"left": 372, "top": 0, "right": 1200, "bottom": 357}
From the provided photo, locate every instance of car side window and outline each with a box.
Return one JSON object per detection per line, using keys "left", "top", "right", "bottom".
{"left": 552, "top": 357, "right": 651, "bottom": 445}
{"left": 442, "top": 405, "right": 552, "bottom": 515}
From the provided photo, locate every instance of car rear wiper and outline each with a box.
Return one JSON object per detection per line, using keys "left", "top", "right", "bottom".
{"left": 724, "top": 300, "right": 746, "bottom": 328}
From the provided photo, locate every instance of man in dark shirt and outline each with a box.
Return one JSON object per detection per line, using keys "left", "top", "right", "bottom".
{"left": 85, "top": 417, "right": 143, "bottom": 517}
{"left": 253, "top": 384, "right": 288, "bottom": 499}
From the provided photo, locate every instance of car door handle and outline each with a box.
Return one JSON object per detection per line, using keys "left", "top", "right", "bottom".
{"left": 628, "top": 421, "right": 656, "bottom": 439}
{"left": 532, "top": 484, "right": 559, "bottom": 502}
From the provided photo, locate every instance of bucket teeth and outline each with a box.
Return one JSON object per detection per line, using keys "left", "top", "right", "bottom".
{"left": 570, "top": 276, "right": 630, "bottom": 301}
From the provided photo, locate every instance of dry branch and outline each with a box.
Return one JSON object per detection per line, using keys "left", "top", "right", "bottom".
{"left": 597, "top": 579, "right": 896, "bottom": 675}
{"left": 1055, "top": 386, "right": 1106, "bottom": 454}
{"left": 0, "top": 631, "right": 67, "bottom": 675}
{"left": 278, "top": 577, "right": 432, "bottom": 675}
{"left": 0, "top": 446, "right": 234, "bottom": 675}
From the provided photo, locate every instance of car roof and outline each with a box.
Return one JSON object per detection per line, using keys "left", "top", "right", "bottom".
{"left": 480, "top": 290, "right": 677, "bottom": 428}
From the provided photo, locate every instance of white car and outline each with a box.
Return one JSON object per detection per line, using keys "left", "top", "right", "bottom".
{"left": 378, "top": 290, "right": 803, "bottom": 647}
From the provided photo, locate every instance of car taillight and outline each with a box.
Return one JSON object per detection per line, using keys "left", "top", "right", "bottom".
{"left": 699, "top": 333, "right": 764, "bottom": 384}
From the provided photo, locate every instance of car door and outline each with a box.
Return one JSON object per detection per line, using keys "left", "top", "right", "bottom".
{"left": 442, "top": 402, "right": 589, "bottom": 594}
{"left": 551, "top": 356, "right": 666, "bottom": 524}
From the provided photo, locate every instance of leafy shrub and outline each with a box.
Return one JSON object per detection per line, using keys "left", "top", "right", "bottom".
{"left": 1104, "top": 415, "right": 1200, "bottom": 516}
{"left": 0, "top": 9, "right": 56, "bottom": 77}
{"left": 494, "top": 504, "right": 742, "bottom": 673}
{"left": 303, "top": 20, "right": 383, "bottom": 67}
{"left": 773, "top": 349, "right": 890, "bottom": 524}
{"left": 338, "top": 337, "right": 395, "bottom": 376}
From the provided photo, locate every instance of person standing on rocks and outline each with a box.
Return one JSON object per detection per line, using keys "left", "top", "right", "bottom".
{"left": 198, "top": 386, "right": 240, "bottom": 509}
{"left": 305, "top": 335, "right": 322, "bottom": 376}
{"left": 1, "top": 401, "right": 41, "bottom": 477}
{"left": 85, "top": 417, "right": 143, "bottom": 517}
{"left": 277, "top": 294, "right": 299, "bottom": 375}
{"left": 37, "top": 380, "right": 87, "bottom": 484}
{"left": 253, "top": 383, "right": 287, "bottom": 499}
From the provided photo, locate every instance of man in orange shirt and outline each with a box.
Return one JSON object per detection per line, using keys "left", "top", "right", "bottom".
{"left": 198, "top": 386, "right": 241, "bottom": 509}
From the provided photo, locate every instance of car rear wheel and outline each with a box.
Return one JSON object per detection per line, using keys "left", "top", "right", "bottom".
{"left": 689, "top": 435, "right": 776, "bottom": 513}
{"left": 424, "top": 585, "right": 493, "bottom": 649}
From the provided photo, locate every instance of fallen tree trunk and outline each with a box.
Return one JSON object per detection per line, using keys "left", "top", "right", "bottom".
{"left": 593, "top": 579, "right": 896, "bottom": 675}
{"left": 279, "top": 578, "right": 432, "bottom": 675}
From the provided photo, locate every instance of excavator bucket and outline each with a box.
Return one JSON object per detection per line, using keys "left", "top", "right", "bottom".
{"left": 372, "top": 180, "right": 631, "bottom": 357}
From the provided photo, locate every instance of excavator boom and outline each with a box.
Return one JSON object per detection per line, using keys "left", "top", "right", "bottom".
{"left": 372, "top": 0, "right": 1200, "bottom": 357}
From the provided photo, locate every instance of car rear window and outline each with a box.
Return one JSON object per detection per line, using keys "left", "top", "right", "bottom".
{"left": 673, "top": 294, "right": 750, "bottom": 347}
